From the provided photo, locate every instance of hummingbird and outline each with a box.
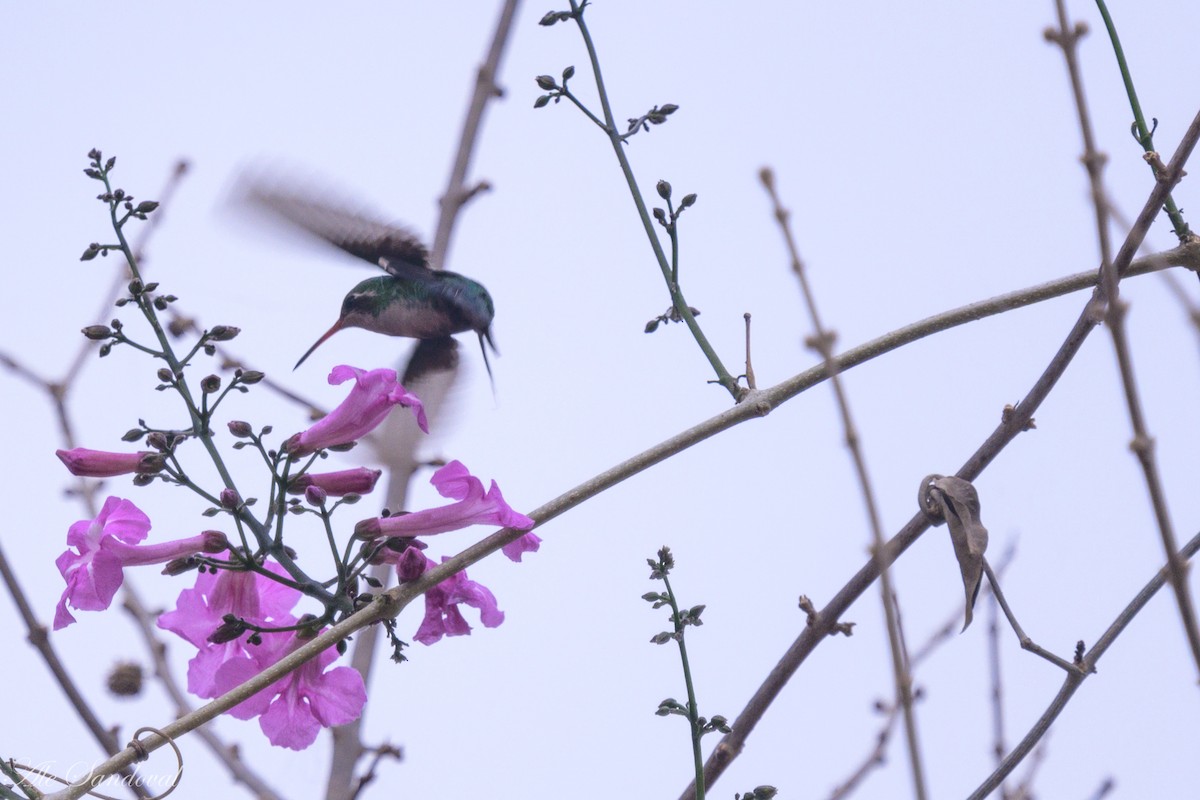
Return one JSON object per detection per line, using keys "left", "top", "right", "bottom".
{"left": 242, "top": 181, "right": 498, "bottom": 381}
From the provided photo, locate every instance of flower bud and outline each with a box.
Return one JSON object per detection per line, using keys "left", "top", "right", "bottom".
{"left": 656, "top": 180, "right": 672, "bottom": 200}
{"left": 304, "top": 485, "right": 328, "bottom": 507}
{"left": 56, "top": 448, "right": 160, "bottom": 478}
{"left": 227, "top": 420, "right": 253, "bottom": 438}
{"left": 396, "top": 546, "right": 430, "bottom": 581}
{"left": 288, "top": 467, "right": 382, "bottom": 497}
{"left": 136, "top": 453, "right": 166, "bottom": 474}
{"left": 219, "top": 488, "right": 241, "bottom": 509}
{"left": 201, "top": 374, "right": 221, "bottom": 394}
{"left": 82, "top": 325, "right": 112, "bottom": 340}
{"left": 162, "top": 556, "right": 199, "bottom": 576}
{"left": 208, "top": 616, "right": 247, "bottom": 644}
{"left": 200, "top": 530, "right": 230, "bottom": 553}
{"left": 207, "top": 325, "right": 240, "bottom": 342}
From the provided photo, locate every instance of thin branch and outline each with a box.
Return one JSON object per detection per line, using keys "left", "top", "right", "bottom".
{"left": 1092, "top": 0, "right": 1192, "bottom": 241}
{"left": 0, "top": 539, "right": 148, "bottom": 800}
{"left": 1049, "top": 0, "right": 1200, "bottom": 680}
{"left": 428, "top": 0, "right": 521, "bottom": 271}
{"left": 967, "top": 528, "right": 1200, "bottom": 799}
{"left": 683, "top": 108, "right": 1200, "bottom": 796}
{"left": 986, "top": 587, "right": 1007, "bottom": 792}
{"left": 560, "top": 0, "right": 740, "bottom": 397}
{"left": 66, "top": 160, "right": 190, "bottom": 386}
{"left": 760, "top": 166, "right": 926, "bottom": 800}
{"left": 984, "top": 560, "right": 1083, "bottom": 675}
{"left": 826, "top": 545, "right": 1016, "bottom": 800}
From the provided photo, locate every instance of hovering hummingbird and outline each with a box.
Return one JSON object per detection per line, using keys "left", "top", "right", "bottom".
{"left": 243, "top": 182, "right": 498, "bottom": 380}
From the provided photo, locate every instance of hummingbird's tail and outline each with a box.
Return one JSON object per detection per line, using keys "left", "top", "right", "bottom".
{"left": 477, "top": 329, "right": 497, "bottom": 394}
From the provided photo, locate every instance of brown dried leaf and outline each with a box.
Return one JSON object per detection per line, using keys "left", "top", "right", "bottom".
{"left": 926, "top": 476, "right": 989, "bottom": 631}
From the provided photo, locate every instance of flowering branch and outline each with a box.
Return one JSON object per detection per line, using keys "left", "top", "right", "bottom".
{"left": 534, "top": 1, "right": 740, "bottom": 398}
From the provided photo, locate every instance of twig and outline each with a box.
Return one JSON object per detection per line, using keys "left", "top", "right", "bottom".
{"left": 0, "top": 539, "right": 149, "bottom": 800}
{"left": 826, "top": 545, "right": 1016, "bottom": 799}
{"left": 986, "top": 587, "right": 1007, "bottom": 789}
{"left": 759, "top": 166, "right": 927, "bottom": 800}
{"left": 1049, "top": 0, "right": 1200, "bottom": 681}
{"left": 65, "top": 160, "right": 190, "bottom": 386}
{"left": 428, "top": 0, "right": 521, "bottom": 271}
{"left": 983, "top": 560, "right": 1082, "bottom": 674}
{"left": 684, "top": 109, "right": 1200, "bottom": 796}
{"left": 557, "top": 0, "right": 740, "bottom": 397}
{"left": 967, "top": 528, "right": 1200, "bottom": 799}
{"left": 1092, "top": 0, "right": 1192, "bottom": 242}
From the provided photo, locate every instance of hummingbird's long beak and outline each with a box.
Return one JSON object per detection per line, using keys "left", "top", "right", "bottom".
{"left": 294, "top": 319, "right": 345, "bottom": 370}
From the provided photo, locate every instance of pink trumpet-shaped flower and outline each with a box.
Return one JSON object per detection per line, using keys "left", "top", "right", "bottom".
{"left": 353, "top": 461, "right": 537, "bottom": 561}
{"left": 396, "top": 549, "right": 505, "bottom": 646}
{"left": 55, "top": 497, "right": 227, "bottom": 630}
{"left": 287, "top": 467, "right": 382, "bottom": 497}
{"left": 284, "top": 366, "right": 426, "bottom": 457}
{"left": 158, "top": 563, "right": 301, "bottom": 698}
{"left": 209, "top": 625, "right": 367, "bottom": 750}
{"left": 56, "top": 448, "right": 164, "bottom": 478}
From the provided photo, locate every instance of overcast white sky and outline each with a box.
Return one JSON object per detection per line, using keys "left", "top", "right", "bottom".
{"left": 3, "top": 3, "right": 1200, "bottom": 799}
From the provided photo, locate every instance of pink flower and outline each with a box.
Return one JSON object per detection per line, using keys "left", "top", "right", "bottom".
{"left": 158, "top": 564, "right": 301, "bottom": 698}
{"left": 287, "top": 467, "right": 382, "bottom": 497}
{"left": 55, "top": 497, "right": 227, "bottom": 630}
{"left": 284, "top": 366, "right": 427, "bottom": 457}
{"left": 210, "top": 626, "right": 367, "bottom": 750}
{"left": 56, "top": 448, "right": 163, "bottom": 478}
{"left": 353, "top": 461, "right": 536, "bottom": 561}
{"left": 398, "top": 549, "right": 505, "bottom": 646}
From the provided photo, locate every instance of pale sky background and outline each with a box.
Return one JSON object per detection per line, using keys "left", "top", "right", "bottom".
{"left": 3, "top": 3, "right": 1200, "bottom": 799}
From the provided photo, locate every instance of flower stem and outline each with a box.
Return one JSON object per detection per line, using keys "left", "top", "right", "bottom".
{"left": 1094, "top": 0, "right": 1191, "bottom": 240}
{"left": 660, "top": 568, "right": 707, "bottom": 800}
{"left": 564, "top": 0, "right": 740, "bottom": 398}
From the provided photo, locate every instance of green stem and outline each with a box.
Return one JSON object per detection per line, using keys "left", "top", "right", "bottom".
{"left": 661, "top": 570, "right": 705, "bottom": 799}
{"left": 100, "top": 165, "right": 327, "bottom": 603}
{"left": 103, "top": 174, "right": 245, "bottom": 506}
{"left": 1094, "top": 0, "right": 1191, "bottom": 239}
{"left": 566, "top": 0, "right": 740, "bottom": 398}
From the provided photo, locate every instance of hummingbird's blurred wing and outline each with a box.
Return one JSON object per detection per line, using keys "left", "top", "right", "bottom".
{"left": 241, "top": 178, "right": 431, "bottom": 272}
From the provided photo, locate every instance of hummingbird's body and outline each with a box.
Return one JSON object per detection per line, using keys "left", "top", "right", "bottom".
{"left": 339, "top": 273, "right": 495, "bottom": 341}
{"left": 242, "top": 181, "right": 498, "bottom": 379}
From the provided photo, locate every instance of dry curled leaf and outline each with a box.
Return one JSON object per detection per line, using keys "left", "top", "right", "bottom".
{"left": 920, "top": 475, "right": 989, "bottom": 631}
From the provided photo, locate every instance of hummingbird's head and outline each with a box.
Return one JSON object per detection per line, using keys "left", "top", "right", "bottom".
{"left": 338, "top": 277, "right": 392, "bottom": 327}
{"left": 293, "top": 278, "right": 390, "bottom": 370}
